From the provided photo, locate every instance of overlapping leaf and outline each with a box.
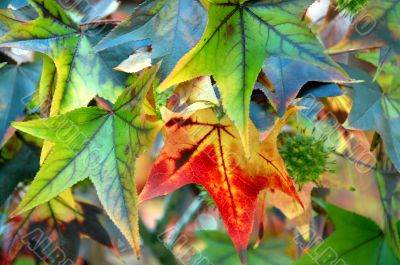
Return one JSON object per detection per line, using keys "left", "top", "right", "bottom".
{"left": 257, "top": 57, "right": 346, "bottom": 116}
{"left": 330, "top": 0, "right": 400, "bottom": 55}
{"left": 2, "top": 197, "right": 112, "bottom": 265}
{"left": 0, "top": 0, "right": 148, "bottom": 114}
{"left": 343, "top": 64, "right": 400, "bottom": 171}
{"left": 96, "top": 0, "right": 207, "bottom": 79}
{"left": 162, "top": 76, "right": 219, "bottom": 119}
{"left": 294, "top": 201, "right": 400, "bottom": 265}
{"left": 158, "top": 0, "right": 342, "bottom": 152}
{"left": 139, "top": 107, "right": 301, "bottom": 264}
{"left": 0, "top": 62, "right": 41, "bottom": 140}
{"left": 11, "top": 66, "right": 162, "bottom": 257}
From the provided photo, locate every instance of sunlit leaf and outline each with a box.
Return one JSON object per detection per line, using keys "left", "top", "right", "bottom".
{"left": 161, "top": 76, "right": 219, "bottom": 120}
{"left": 0, "top": 0, "right": 148, "bottom": 114}
{"left": 158, "top": 0, "right": 343, "bottom": 153}
{"left": 12, "top": 66, "right": 162, "bottom": 256}
{"left": 139, "top": 107, "right": 301, "bottom": 263}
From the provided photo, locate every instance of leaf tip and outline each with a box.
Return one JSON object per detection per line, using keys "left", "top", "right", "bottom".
{"left": 134, "top": 244, "right": 141, "bottom": 260}
{"left": 238, "top": 247, "right": 248, "bottom": 265}
{"left": 327, "top": 41, "right": 352, "bottom": 55}
{"left": 10, "top": 121, "right": 24, "bottom": 130}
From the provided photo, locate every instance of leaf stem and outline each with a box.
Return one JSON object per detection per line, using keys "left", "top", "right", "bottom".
{"left": 166, "top": 196, "right": 204, "bottom": 247}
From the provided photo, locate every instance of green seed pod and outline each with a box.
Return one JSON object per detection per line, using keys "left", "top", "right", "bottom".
{"left": 279, "top": 133, "right": 332, "bottom": 189}
{"left": 335, "top": 0, "right": 368, "bottom": 16}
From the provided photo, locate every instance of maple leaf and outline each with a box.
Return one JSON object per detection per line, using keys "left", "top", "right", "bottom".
{"left": 257, "top": 57, "right": 347, "bottom": 116}
{"left": 96, "top": 0, "right": 207, "bottom": 79}
{"left": 0, "top": 0, "right": 148, "bottom": 114}
{"left": 330, "top": 0, "right": 400, "bottom": 56}
{"left": 2, "top": 196, "right": 113, "bottom": 265}
{"left": 343, "top": 64, "right": 400, "bottom": 171}
{"left": 139, "top": 107, "right": 302, "bottom": 264}
{"left": 157, "top": 0, "right": 342, "bottom": 154}
{"left": 294, "top": 201, "right": 400, "bottom": 265}
{"left": 11, "top": 66, "right": 162, "bottom": 257}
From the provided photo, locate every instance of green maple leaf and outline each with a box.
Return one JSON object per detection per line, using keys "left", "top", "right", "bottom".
{"left": 190, "top": 231, "right": 292, "bottom": 265}
{"left": 158, "top": 0, "right": 342, "bottom": 152}
{"left": 294, "top": 201, "right": 400, "bottom": 265}
{"left": 11, "top": 66, "right": 162, "bottom": 256}
{"left": 96, "top": 0, "right": 207, "bottom": 80}
{"left": 0, "top": 0, "right": 148, "bottom": 114}
{"left": 330, "top": 0, "right": 400, "bottom": 55}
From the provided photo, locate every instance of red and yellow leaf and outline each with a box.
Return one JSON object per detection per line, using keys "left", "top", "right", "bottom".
{"left": 139, "top": 107, "right": 302, "bottom": 263}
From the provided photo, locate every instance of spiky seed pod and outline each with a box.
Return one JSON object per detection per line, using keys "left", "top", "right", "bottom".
{"left": 279, "top": 133, "right": 332, "bottom": 189}
{"left": 335, "top": 0, "right": 368, "bottom": 16}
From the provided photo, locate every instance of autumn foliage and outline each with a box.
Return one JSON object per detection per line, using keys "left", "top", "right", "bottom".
{"left": 0, "top": 0, "right": 400, "bottom": 265}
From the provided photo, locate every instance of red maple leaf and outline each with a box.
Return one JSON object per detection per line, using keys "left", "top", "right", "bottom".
{"left": 139, "top": 107, "right": 302, "bottom": 264}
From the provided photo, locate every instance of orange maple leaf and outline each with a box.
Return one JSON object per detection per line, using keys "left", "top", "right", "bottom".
{"left": 139, "top": 107, "right": 302, "bottom": 264}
